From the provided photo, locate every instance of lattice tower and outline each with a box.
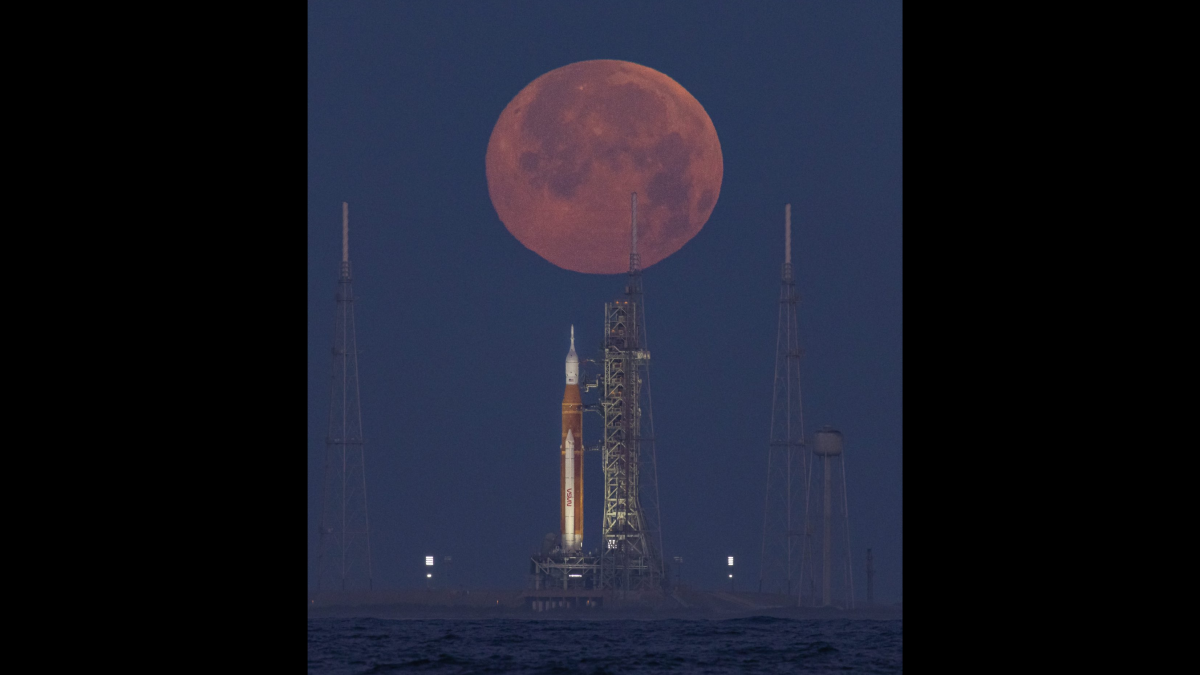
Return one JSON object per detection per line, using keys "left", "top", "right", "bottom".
{"left": 599, "top": 193, "right": 665, "bottom": 593}
{"left": 759, "top": 204, "right": 813, "bottom": 600}
{"left": 316, "top": 202, "right": 374, "bottom": 591}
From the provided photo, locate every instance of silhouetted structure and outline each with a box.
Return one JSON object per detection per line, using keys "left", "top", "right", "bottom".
{"left": 316, "top": 202, "right": 374, "bottom": 591}
{"left": 809, "top": 426, "right": 854, "bottom": 608}
{"left": 760, "top": 204, "right": 813, "bottom": 600}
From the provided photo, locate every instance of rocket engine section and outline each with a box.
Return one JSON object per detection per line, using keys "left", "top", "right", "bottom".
{"left": 561, "top": 326, "right": 584, "bottom": 552}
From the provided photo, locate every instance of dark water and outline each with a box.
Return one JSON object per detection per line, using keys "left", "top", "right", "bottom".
{"left": 308, "top": 617, "right": 902, "bottom": 673}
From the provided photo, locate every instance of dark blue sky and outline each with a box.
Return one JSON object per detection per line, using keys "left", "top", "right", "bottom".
{"left": 308, "top": 1, "right": 902, "bottom": 601}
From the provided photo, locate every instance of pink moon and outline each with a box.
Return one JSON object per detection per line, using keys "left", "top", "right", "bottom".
{"left": 486, "top": 60, "right": 723, "bottom": 273}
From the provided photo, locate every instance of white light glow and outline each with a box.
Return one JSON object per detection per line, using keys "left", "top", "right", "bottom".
{"left": 569, "top": 574, "right": 582, "bottom": 578}
{"left": 728, "top": 557, "right": 734, "bottom": 566}
{"left": 427, "top": 573, "right": 432, "bottom": 578}
{"left": 426, "top": 556, "right": 435, "bottom": 566}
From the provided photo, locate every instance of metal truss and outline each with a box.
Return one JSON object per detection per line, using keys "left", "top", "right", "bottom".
{"left": 629, "top": 271, "right": 666, "bottom": 588}
{"left": 316, "top": 207, "right": 373, "bottom": 592}
{"left": 759, "top": 206, "right": 812, "bottom": 601}
{"left": 598, "top": 194, "right": 665, "bottom": 593}
{"left": 599, "top": 300, "right": 651, "bottom": 592}
{"left": 530, "top": 552, "right": 601, "bottom": 591}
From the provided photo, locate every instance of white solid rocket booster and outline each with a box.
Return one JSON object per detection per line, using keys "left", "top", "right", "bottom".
{"left": 563, "top": 428, "right": 576, "bottom": 551}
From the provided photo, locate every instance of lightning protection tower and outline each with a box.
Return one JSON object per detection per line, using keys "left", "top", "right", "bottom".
{"left": 809, "top": 426, "right": 854, "bottom": 608}
{"left": 316, "top": 202, "right": 374, "bottom": 591}
{"left": 599, "top": 192, "right": 665, "bottom": 594}
{"left": 759, "top": 204, "right": 813, "bottom": 600}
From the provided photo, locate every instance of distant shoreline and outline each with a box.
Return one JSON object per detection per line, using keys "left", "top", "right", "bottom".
{"left": 309, "top": 606, "right": 903, "bottom": 621}
{"left": 307, "top": 587, "right": 901, "bottom": 621}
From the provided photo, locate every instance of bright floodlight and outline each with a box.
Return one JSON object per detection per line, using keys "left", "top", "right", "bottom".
{"left": 426, "top": 556, "right": 435, "bottom": 566}
{"left": 569, "top": 574, "right": 582, "bottom": 578}
{"left": 427, "top": 573, "right": 432, "bottom": 578}
{"left": 728, "top": 556, "right": 734, "bottom": 566}
{"left": 729, "top": 574, "right": 733, "bottom": 578}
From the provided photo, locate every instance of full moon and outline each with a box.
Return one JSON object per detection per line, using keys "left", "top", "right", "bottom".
{"left": 486, "top": 60, "right": 723, "bottom": 274}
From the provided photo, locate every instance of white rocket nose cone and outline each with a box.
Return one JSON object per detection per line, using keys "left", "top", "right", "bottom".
{"left": 565, "top": 325, "right": 579, "bottom": 384}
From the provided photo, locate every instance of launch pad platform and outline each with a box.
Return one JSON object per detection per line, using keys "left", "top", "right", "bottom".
{"left": 529, "top": 552, "right": 599, "bottom": 588}
{"left": 527, "top": 552, "right": 602, "bottom": 609}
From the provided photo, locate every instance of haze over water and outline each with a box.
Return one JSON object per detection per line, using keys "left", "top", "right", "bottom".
{"left": 308, "top": 617, "right": 903, "bottom": 674}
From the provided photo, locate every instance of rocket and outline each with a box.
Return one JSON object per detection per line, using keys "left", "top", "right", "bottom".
{"left": 561, "top": 326, "right": 583, "bottom": 552}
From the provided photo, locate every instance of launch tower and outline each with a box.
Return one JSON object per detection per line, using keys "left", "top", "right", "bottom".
{"left": 599, "top": 192, "right": 666, "bottom": 593}
{"left": 315, "top": 202, "right": 374, "bottom": 591}
{"left": 525, "top": 194, "right": 668, "bottom": 607}
{"left": 759, "top": 204, "right": 813, "bottom": 600}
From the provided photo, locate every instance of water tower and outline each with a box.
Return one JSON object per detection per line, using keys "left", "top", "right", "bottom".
{"left": 807, "top": 426, "right": 854, "bottom": 608}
